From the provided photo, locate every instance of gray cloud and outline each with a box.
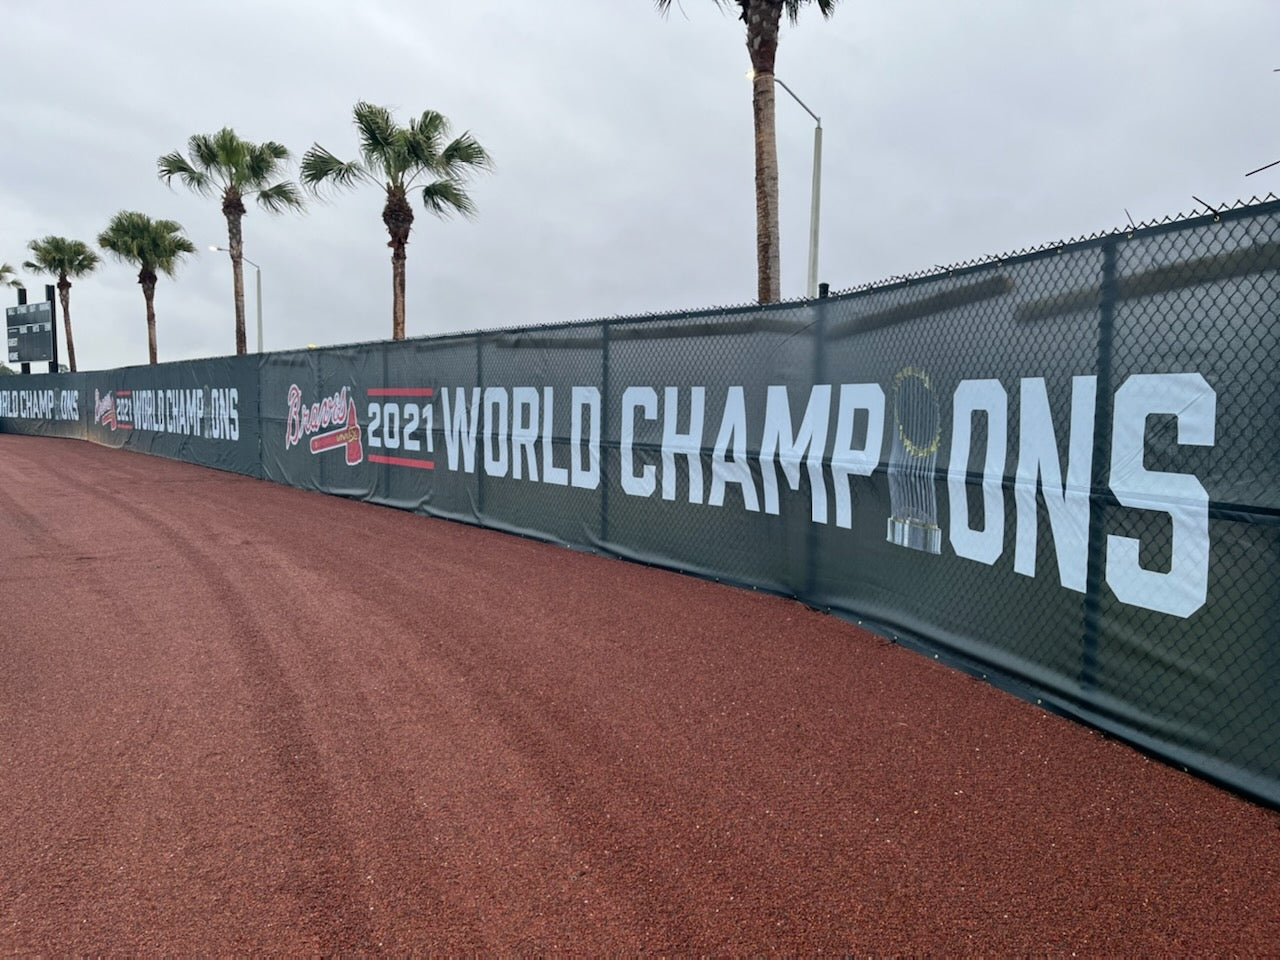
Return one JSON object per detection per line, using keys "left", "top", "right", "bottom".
{"left": 3, "top": 0, "right": 1277, "bottom": 371}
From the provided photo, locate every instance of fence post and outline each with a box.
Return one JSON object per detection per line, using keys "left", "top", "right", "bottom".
{"left": 476, "top": 334, "right": 485, "bottom": 521}
{"left": 601, "top": 321, "right": 611, "bottom": 545}
{"left": 805, "top": 293, "right": 830, "bottom": 600}
{"left": 1081, "top": 236, "right": 1119, "bottom": 692}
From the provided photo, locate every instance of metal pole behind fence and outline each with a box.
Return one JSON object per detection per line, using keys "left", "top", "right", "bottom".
{"left": 807, "top": 122, "right": 823, "bottom": 300}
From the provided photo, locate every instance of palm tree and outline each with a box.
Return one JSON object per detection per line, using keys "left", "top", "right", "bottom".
{"left": 1, "top": 262, "right": 23, "bottom": 290}
{"left": 300, "top": 101, "right": 493, "bottom": 341}
{"left": 97, "top": 212, "right": 197, "bottom": 365}
{"left": 656, "top": 0, "right": 840, "bottom": 303}
{"left": 158, "top": 128, "right": 304, "bottom": 355}
{"left": 23, "top": 237, "right": 100, "bottom": 372}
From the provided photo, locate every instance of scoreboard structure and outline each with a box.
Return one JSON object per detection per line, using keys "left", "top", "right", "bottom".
{"left": 7, "top": 302, "right": 55, "bottom": 363}
{"left": 5, "top": 286, "right": 58, "bottom": 372}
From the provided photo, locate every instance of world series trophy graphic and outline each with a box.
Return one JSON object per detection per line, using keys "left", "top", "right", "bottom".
{"left": 886, "top": 366, "right": 942, "bottom": 554}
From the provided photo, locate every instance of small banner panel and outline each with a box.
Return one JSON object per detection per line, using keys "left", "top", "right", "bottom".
{"left": 3, "top": 200, "right": 1279, "bottom": 807}
{"left": 83, "top": 357, "right": 261, "bottom": 476}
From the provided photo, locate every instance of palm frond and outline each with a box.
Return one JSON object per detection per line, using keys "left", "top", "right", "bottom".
{"left": 186, "top": 132, "right": 230, "bottom": 178}
{"left": 653, "top": 1, "right": 837, "bottom": 25}
{"left": 98, "top": 211, "right": 196, "bottom": 277}
{"left": 783, "top": 0, "right": 840, "bottom": 22}
{"left": 165, "top": 128, "right": 304, "bottom": 202}
{"left": 153, "top": 218, "right": 185, "bottom": 237}
{"left": 243, "top": 140, "right": 291, "bottom": 187}
{"left": 24, "top": 236, "right": 101, "bottom": 279}
{"left": 155, "top": 232, "right": 197, "bottom": 279}
{"left": 208, "top": 128, "right": 248, "bottom": 171}
{"left": 98, "top": 211, "right": 150, "bottom": 264}
{"left": 353, "top": 102, "right": 401, "bottom": 172}
{"left": 255, "top": 180, "right": 306, "bottom": 213}
{"left": 158, "top": 151, "right": 216, "bottom": 196}
{"left": 405, "top": 110, "right": 448, "bottom": 167}
{"left": 382, "top": 127, "right": 416, "bottom": 185}
{"left": 420, "top": 179, "right": 477, "bottom": 220}
{"left": 439, "top": 132, "right": 494, "bottom": 180}
{"left": 299, "top": 144, "right": 372, "bottom": 194}
{"left": 653, "top": 0, "right": 735, "bottom": 14}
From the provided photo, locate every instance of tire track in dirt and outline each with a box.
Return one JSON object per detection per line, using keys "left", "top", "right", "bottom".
{"left": 44, "top": 450, "right": 385, "bottom": 950}
{"left": 0, "top": 444, "right": 219, "bottom": 950}
{"left": 11, "top": 443, "right": 555, "bottom": 949}
{"left": 3, "top": 435, "right": 1280, "bottom": 954}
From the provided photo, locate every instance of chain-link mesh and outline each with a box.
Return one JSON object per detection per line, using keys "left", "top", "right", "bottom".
{"left": 3, "top": 198, "right": 1278, "bottom": 807}
{"left": 445, "top": 198, "right": 1280, "bottom": 806}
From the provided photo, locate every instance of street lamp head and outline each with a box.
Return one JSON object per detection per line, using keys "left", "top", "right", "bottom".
{"left": 209, "top": 245, "right": 226, "bottom": 253}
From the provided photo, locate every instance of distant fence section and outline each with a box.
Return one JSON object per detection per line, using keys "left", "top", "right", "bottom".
{"left": 4, "top": 200, "right": 1279, "bottom": 808}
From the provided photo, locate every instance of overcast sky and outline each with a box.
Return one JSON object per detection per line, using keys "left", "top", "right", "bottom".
{"left": 2, "top": 0, "right": 1278, "bottom": 372}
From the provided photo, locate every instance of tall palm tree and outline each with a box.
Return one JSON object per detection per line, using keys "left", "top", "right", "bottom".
{"left": 1, "top": 262, "right": 23, "bottom": 290}
{"left": 23, "top": 237, "right": 100, "bottom": 372}
{"left": 300, "top": 101, "right": 493, "bottom": 341}
{"left": 158, "top": 128, "right": 304, "bottom": 355}
{"left": 97, "top": 212, "right": 197, "bottom": 365}
{"left": 656, "top": 0, "right": 840, "bottom": 303}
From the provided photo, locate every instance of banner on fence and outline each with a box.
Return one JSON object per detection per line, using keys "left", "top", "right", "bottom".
{"left": 3, "top": 200, "right": 1278, "bottom": 807}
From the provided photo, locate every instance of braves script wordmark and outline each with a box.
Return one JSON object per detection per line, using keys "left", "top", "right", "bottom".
{"left": 285, "top": 384, "right": 364, "bottom": 466}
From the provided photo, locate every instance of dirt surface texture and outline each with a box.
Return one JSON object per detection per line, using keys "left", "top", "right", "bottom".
{"left": 1, "top": 435, "right": 1278, "bottom": 955}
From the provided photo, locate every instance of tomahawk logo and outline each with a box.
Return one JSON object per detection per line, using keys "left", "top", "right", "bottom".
{"left": 94, "top": 389, "right": 117, "bottom": 430}
{"left": 284, "top": 384, "right": 364, "bottom": 466}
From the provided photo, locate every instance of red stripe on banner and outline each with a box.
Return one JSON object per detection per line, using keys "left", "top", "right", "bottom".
{"left": 117, "top": 390, "right": 132, "bottom": 396}
{"left": 369, "top": 454, "right": 435, "bottom": 470}
{"left": 367, "top": 387, "right": 434, "bottom": 397}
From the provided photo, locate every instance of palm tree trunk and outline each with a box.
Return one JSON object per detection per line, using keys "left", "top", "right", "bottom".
{"left": 751, "top": 71, "right": 782, "bottom": 303}
{"left": 384, "top": 188, "right": 414, "bottom": 341}
{"left": 746, "top": 0, "right": 784, "bottom": 304}
{"left": 141, "top": 273, "right": 159, "bottom": 365}
{"left": 390, "top": 242, "right": 408, "bottom": 340}
{"left": 57, "top": 276, "right": 76, "bottom": 372}
{"left": 224, "top": 195, "right": 248, "bottom": 355}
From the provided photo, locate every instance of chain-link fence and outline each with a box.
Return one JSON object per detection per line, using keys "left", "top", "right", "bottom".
{"left": 4, "top": 198, "right": 1279, "bottom": 807}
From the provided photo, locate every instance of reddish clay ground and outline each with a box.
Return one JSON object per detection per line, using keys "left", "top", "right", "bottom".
{"left": 0, "top": 434, "right": 1278, "bottom": 955}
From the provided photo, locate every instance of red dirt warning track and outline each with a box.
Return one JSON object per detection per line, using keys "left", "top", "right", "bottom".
{"left": 1, "top": 435, "right": 1277, "bottom": 954}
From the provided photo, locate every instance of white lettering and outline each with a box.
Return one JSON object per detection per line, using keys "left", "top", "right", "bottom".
{"left": 830, "top": 384, "right": 886, "bottom": 529}
{"left": 442, "top": 387, "right": 481, "bottom": 473}
{"left": 483, "top": 387, "right": 509, "bottom": 478}
{"left": 621, "top": 386, "right": 658, "bottom": 497}
{"left": 570, "top": 386, "right": 601, "bottom": 490}
{"left": 511, "top": 386, "right": 539, "bottom": 481}
{"left": 948, "top": 379, "right": 1008, "bottom": 565}
{"left": 662, "top": 386, "right": 705, "bottom": 504}
{"left": 709, "top": 386, "right": 759, "bottom": 510}
{"left": 1014, "top": 377, "right": 1096, "bottom": 592}
{"left": 760, "top": 384, "right": 832, "bottom": 522}
{"left": 541, "top": 387, "right": 569, "bottom": 487}
{"left": 1105, "top": 373, "right": 1215, "bottom": 618}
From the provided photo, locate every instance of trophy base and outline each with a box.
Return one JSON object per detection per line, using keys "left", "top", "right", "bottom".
{"left": 887, "top": 516, "right": 941, "bottom": 555}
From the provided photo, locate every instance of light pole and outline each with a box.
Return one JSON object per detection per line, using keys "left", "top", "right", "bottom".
{"left": 209, "top": 245, "right": 262, "bottom": 355}
{"left": 773, "top": 76, "right": 823, "bottom": 300}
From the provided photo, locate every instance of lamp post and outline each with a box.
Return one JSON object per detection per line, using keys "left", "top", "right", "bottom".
{"left": 209, "top": 245, "right": 263, "bottom": 353}
{"left": 773, "top": 76, "right": 823, "bottom": 300}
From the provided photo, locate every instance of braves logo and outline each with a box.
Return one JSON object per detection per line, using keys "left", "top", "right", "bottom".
{"left": 94, "top": 389, "right": 117, "bottom": 430}
{"left": 285, "top": 384, "right": 364, "bottom": 466}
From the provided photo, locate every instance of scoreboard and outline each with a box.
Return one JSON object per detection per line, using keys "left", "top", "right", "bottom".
{"left": 5, "top": 301, "right": 55, "bottom": 364}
